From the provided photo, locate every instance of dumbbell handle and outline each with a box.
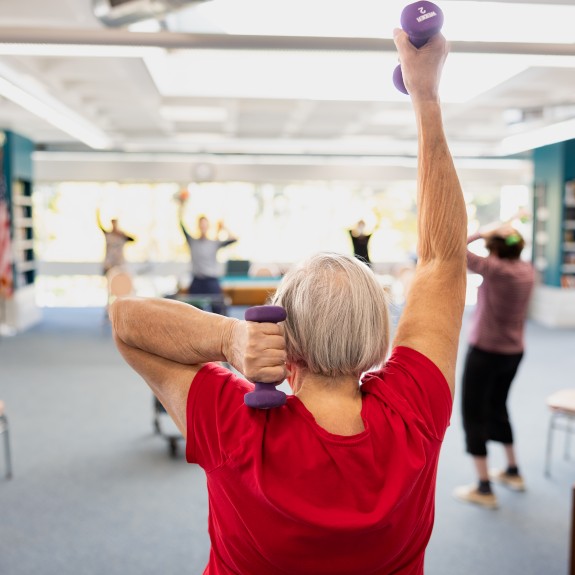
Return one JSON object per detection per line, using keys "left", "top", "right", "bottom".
{"left": 393, "top": 1, "right": 444, "bottom": 95}
{"left": 243, "top": 305, "right": 288, "bottom": 409}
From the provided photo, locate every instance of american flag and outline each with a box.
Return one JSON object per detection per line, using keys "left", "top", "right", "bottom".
{"left": 0, "top": 156, "right": 13, "bottom": 299}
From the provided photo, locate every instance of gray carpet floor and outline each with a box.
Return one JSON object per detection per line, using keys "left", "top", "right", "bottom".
{"left": 0, "top": 305, "right": 574, "bottom": 575}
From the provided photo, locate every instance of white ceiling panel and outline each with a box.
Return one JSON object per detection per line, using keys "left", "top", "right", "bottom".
{"left": 0, "top": 0, "right": 572, "bottom": 165}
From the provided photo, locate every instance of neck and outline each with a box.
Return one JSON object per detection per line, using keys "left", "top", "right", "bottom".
{"left": 290, "top": 367, "right": 365, "bottom": 436}
{"left": 291, "top": 368, "right": 361, "bottom": 402}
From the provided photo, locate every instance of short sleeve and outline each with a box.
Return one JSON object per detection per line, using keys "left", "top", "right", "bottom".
{"left": 361, "top": 346, "right": 453, "bottom": 440}
{"left": 186, "top": 363, "right": 254, "bottom": 472}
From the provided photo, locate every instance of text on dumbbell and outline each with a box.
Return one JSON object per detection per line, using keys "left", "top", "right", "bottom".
{"left": 416, "top": 11, "right": 437, "bottom": 22}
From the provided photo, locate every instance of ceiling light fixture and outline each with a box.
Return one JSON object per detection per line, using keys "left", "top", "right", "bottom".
{"left": 499, "top": 118, "right": 575, "bottom": 156}
{"left": 93, "top": 0, "right": 212, "bottom": 28}
{"left": 0, "top": 63, "right": 112, "bottom": 149}
{"left": 0, "top": 43, "right": 164, "bottom": 58}
{"left": 160, "top": 105, "right": 228, "bottom": 122}
{"left": 144, "top": 50, "right": 535, "bottom": 104}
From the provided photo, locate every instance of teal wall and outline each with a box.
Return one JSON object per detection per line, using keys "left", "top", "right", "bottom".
{"left": 2, "top": 130, "right": 35, "bottom": 287}
{"left": 5, "top": 130, "right": 34, "bottom": 188}
{"left": 533, "top": 139, "right": 575, "bottom": 286}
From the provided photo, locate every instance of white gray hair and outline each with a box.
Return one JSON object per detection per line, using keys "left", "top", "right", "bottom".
{"left": 272, "top": 253, "right": 390, "bottom": 377}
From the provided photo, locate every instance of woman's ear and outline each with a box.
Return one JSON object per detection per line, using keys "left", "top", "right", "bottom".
{"left": 285, "top": 362, "right": 297, "bottom": 392}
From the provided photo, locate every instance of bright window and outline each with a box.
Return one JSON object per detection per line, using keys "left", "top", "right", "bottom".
{"left": 32, "top": 179, "right": 530, "bottom": 307}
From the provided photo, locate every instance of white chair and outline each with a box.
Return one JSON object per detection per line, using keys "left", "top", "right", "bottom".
{"left": 545, "top": 389, "right": 575, "bottom": 477}
{"left": 0, "top": 400, "right": 13, "bottom": 479}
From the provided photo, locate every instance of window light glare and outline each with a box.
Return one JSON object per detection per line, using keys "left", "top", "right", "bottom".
{"left": 441, "top": 1, "right": 575, "bottom": 44}
{"left": 196, "top": 0, "right": 403, "bottom": 38}
{"left": 196, "top": 0, "right": 575, "bottom": 44}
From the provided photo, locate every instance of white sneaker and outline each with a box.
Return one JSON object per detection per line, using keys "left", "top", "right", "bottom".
{"left": 489, "top": 469, "right": 526, "bottom": 492}
{"left": 453, "top": 484, "right": 499, "bottom": 509}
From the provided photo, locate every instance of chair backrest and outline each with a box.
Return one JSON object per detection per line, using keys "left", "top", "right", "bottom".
{"left": 248, "top": 262, "right": 282, "bottom": 278}
{"left": 547, "top": 389, "right": 575, "bottom": 414}
{"left": 107, "top": 268, "right": 134, "bottom": 300}
{"left": 225, "top": 260, "right": 251, "bottom": 277}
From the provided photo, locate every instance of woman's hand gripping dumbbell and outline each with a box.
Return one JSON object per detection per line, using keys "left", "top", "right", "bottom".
{"left": 242, "top": 305, "right": 288, "bottom": 409}
{"left": 393, "top": 1, "right": 444, "bottom": 95}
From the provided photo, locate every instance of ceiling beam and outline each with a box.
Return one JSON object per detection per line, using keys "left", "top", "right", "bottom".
{"left": 1, "top": 28, "right": 575, "bottom": 57}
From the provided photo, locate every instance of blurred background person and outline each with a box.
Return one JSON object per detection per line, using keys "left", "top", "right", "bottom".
{"left": 454, "top": 224, "right": 535, "bottom": 509}
{"left": 97, "top": 208, "right": 136, "bottom": 276}
{"left": 178, "top": 193, "right": 237, "bottom": 315}
{"left": 348, "top": 217, "right": 380, "bottom": 267}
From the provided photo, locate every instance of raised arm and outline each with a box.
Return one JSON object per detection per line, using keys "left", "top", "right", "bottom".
{"left": 122, "top": 230, "right": 136, "bottom": 243}
{"left": 216, "top": 220, "right": 238, "bottom": 247}
{"left": 466, "top": 232, "right": 488, "bottom": 274}
{"left": 391, "top": 30, "right": 467, "bottom": 395}
{"left": 466, "top": 223, "right": 518, "bottom": 276}
{"left": 177, "top": 200, "right": 192, "bottom": 242}
{"left": 109, "top": 297, "right": 287, "bottom": 433}
{"left": 96, "top": 207, "right": 107, "bottom": 233}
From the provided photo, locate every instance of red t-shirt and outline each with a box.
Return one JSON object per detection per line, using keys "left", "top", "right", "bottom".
{"left": 186, "top": 346, "right": 452, "bottom": 575}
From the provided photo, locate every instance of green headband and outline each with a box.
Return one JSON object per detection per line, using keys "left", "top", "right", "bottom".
{"left": 505, "top": 234, "right": 521, "bottom": 246}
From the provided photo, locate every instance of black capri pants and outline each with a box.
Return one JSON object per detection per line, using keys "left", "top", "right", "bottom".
{"left": 461, "top": 345, "right": 523, "bottom": 457}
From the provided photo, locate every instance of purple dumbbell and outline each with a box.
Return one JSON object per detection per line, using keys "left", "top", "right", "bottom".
{"left": 393, "top": 1, "right": 444, "bottom": 95}
{"left": 243, "top": 305, "right": 288, "bottom": 409}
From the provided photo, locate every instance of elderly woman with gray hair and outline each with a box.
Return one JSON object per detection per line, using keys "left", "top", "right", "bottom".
{"left": 110, "top": 28, "right": 467, "bottom": 575}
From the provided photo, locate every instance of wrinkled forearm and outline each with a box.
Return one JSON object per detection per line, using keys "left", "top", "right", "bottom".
{"left": 110, "top": 297, "right": 238, "bottom": 366}
{"left": 414, "top": 101, "right": 467, "bottom": 264}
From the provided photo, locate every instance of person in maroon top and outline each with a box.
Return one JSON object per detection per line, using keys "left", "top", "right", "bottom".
{"left": 109, "top": 29, "right": 468, "bottom": 575}
{"left": 454, "top": 224, "right": 535, "bottom": 509}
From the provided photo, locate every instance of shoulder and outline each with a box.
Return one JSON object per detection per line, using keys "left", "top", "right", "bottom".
{"left": 494, "top": 258, "right": 536, "bottom": 279}
{"left": 362, "top": 347, "right": 452, "bottom": 440}
{"left": 189, "top": 363, "right": 252, "bottom": 407}
{"left": 520, "top": 259, "right": 536, "bottom": 274}
{"left": 366, "top": 347, "right": 448, "bottom": 389}
{"left": 186, "top": 363, "right": 255, "bottom": 469}
{"left": 512, "top": 260, "right": 537, "bottom": 288}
